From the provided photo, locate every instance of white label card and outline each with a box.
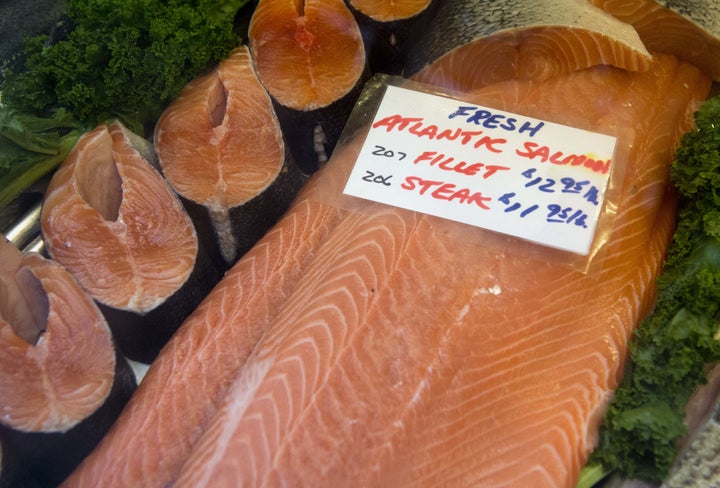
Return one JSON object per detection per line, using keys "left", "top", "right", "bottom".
{"left": 342, "top": 85, "right": 617, "bottom": 255}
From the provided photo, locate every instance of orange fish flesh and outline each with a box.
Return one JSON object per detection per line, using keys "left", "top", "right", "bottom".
{"left": 155, "top": 46, "right": 306, "bottom": 267}
{"left": 0, "top": 235, "right": 134, "bottom": 486}
{"left": 40, "top": 120, "right": 209, "bottom": 362}
{"left": 405, "top": 0, "right": 653, "bottom": 92}
{"left": 249, "top": 0, "right": 368, "bottom": 173}
{"left": 62, "top": 54, "right": 710, "bottom": 487}
{"left": 591, "top": 0, "right": 720, "bottom": 80}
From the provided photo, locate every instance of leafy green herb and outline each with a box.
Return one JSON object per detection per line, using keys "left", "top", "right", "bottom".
{"left": 0, "top": 109, "right": 83, "bottom": 209}
{"left": 0, "top": 0, "right": 255, "bottom": 210}
{"left": 578, "top": 97, "right": 720, "bottom": 486}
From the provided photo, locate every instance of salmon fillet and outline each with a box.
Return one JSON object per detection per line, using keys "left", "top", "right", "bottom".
{"left": 591, "top": 0, "right": 720, "bottom": 80}
{"left": 405, "top": 0, "right": 652, "bottom": 92}
{"left": 62, "top": 54, "right": 710, "bottom": 488}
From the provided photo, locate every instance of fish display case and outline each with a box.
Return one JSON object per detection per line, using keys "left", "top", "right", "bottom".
{"left": 2, "top": 1, "right": 720, "bottom": 487}
{"left": 0, "top": 0, "right": 67, "bottom": 248}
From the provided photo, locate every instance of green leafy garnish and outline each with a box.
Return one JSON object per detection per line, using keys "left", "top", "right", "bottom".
{"left": 580, "top": 96, "right": 720, "bottom": 484}
{"left": 0, "top": 0, "right": 255, "bottom": 210}
{"left": 0, "top": 109, "right": 83, "bottom": 209}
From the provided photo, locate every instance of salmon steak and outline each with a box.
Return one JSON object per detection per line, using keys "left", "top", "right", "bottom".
{"left": 154, "top": 46, "right": 305, "bottom": 267}
{"left": 41, "top": 121, "right": 197, "bottom": 315}
{"left": 62, "top": 53, "right": 711, "bottom": 487}
{"left": 0, "top": 235, "right": 135, "bottom": 487}
{"left": 349, "top": 0, "right": 435, "bottom": 22}
{"left": 249, "top": 0, "right": 365, "bottom": 111}
{"left": 40, "top": 120, "right": 211, "bottom": 363}
{"left": 248, "top": 0, "right": 368, "bottom": 173}
{"left": 0, "top": 237, "right": 115, "bottom": 433}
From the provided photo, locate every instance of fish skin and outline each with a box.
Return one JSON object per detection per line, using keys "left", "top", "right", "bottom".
{"left": 404, "top": 0, "right": 652, "bottom": 91}
{"left": 591, "top": 0, "right": 720, "bottom": 80}
{"left": 62, "top": 55, "right": 709, "bottom": 488}
{"left": 155, "top": 46, "right": 307, "bottom": 267}
{"left": 165, "top": 55, "right": 708, "bottom": 487}
{"left": 662, "top": 401, "right": 720, "bottom": 487}
{"left": 346, "top": 0, "right": 441, "bottom": 75}
{"left": 249, "top": 0, "right": 369, "bottom": 174}
{"left": 0, "top": 236, "right": 135, "bottom": 487}
{"left": 656, "top": 365, "right": 720, "bottom": 487}
{"left": 656, "top": 0, "right": 720, "bottom": 37}
{"left": 60, "top": 180, "right": 348, "bottom": 487}
{"left": 41, "top": 120, "right": 215, "bottom": 363}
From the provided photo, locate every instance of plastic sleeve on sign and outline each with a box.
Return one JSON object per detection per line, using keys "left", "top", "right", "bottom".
{"left": 311, "top": 73, "right": 632, "bottom": 274}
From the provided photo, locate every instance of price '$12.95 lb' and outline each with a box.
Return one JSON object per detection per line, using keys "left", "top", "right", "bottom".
{"left": 343, "top": 85, "right": 617, "bottom": 256}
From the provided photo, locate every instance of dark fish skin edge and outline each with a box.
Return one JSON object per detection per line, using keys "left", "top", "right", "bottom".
{"left": 224, "top": 154, "right": 308, "bottom": 263}
{"left": 273, "top": 63, "right": 371, "bottom": 175}
{"left": 0, "top": 353, "right": 136, "bottom": 488}
{"left": 403, "top": 0, "right": 501, "bottom": 77}
{"left": 97, "top": 234, "right": 224, "bottom": 365}
{"left": 403, "top": 0, "right": 584, "bottom": 78}
{"left": 659, "top": 0, "right": 720, "bottom": 36}
{"left": 179, "top": 146, "right": 308, "bottom": 271}
{"left": 345, "top": 0, "right": 442, "bottom": 76}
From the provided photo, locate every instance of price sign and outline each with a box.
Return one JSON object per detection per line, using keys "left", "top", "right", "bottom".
{"left": 342, "top": 85, "right": 617, "bottom": 256}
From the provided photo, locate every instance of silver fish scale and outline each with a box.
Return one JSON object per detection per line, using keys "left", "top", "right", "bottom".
{"left": 404, "top": 0, "right": 626, "bottom": 77}
{"left": 660, "top": 0, "right": 720, "bottom": 36}
{"left": 662, "top": 401, "right": 720, "bottom": 487}
{"left": 405, "top": 0, "right": 530, "bottom": 75}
